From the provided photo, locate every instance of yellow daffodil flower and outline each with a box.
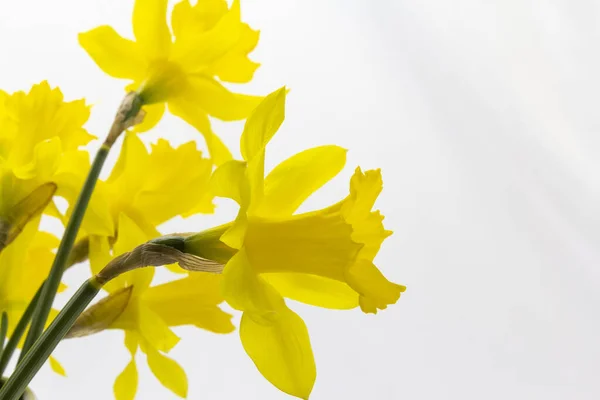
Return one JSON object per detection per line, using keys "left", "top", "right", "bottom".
{"left": 79, "top": 213, "right": 234, "bottom": 400}
{"left": 79, "top": 0, "right": 263, "bottom": 165}
{"left": 0, "top": 81, "right": 94, "bottom": 249}
{"left": 0, "top": 216, "right": 67, "bottom": 376}
{"left": 184, "top": 88, "right": 405, "bottom": 398}
{"left": 58, "top": 132, "right": 213, "bottom": 268}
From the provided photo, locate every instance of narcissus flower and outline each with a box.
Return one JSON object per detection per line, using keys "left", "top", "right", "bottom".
{"left": 184, "top": 89, "right": 405, "bottom": 398}
{"left": 79, "top": 0, "right": 263, "bottom": 165}
{"left": 0, "top": 216, "right": 67, "bottom": 376}
{"left": 58, "top": 132, "right": 213, "bottom": 266}
{"left": 76, "top": 213, "right": 234, "bottom": 400}
{"left": 0, "top": 81, "right": 94, "bottom": 249}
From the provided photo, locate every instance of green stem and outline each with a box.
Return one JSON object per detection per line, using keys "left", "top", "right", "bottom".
{"left": 0, "top": 312, "right": 7, "bottom": 361}
{"left": 12, "top": 285, "right": 43, "bottom": 367}
{"left": 0, "top": 284, "right": 41, "bottom": 377}
{"left": 0, "top": 279, "right": 101, "bottom": 400}
{"left": 20, "top": 145, "right": 110, "bottom": 357}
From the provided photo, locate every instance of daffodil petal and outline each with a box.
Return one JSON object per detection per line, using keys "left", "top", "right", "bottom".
{"left": 184, "top": 76, "right": 263, "bottom": 122}
{"left": 240, "top": 87, "right": 286, "bottom": 161}
{"left": 144, "top": 273, "right": 234, "bottom": 334}
{"left": 146, "top": 346, "right": 188, "bottom": 398}
{"left": 132, "top": 102, "right": 165, "bottom": 133}
{"left": 240, "top": 308, "right": 316, "bottom": 399}
{"left": 211, "top": 160, "right": 247, "bottom": 204}
{"left": 12, "top": 137, "right": 61, "bottom": 180}
{"left": 167, "top": 97, "right": 232, "bottom": 165}
{"left": 345, "top": 260, "right": 405, "bottom": 314}
{"left": 114, "top": 359, "right": 138, "bottom": 400}
{"left": 263, "top": 273, "right": 359, "bottom": 310}
{"left": 259, "top": 145, "right": 347, "bottom": 217}
{"left": 49, "top": 356, "right": 66, "bottom": 377}
{"left": 132, "top": 0, "right": 171, "bottom": 59}
{"left": 137, "top": 303, "right": 180, "bottom": 353}
{"left": 171, "top": 0, "right": 243, "bottom": 72}
{"left": 209, "top": 23, "right": 260, "bottom": 83}
{"left": 78, "top": 26, "right": 146, "bottom": 80}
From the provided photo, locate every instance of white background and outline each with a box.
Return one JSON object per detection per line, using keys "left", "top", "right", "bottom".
{"left": 1, "top": 0, "right": 600, "bottom": 399}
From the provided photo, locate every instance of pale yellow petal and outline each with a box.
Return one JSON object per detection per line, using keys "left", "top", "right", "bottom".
{"left": 210, "top": 160, "right": 247, "bottom": 204}
{"left": 259, "top": 145, "right": 347, "bottom": 217}
{"left": 144, "top": 274, "right": 234, "bottom": 334}
{"left": 167, "top": 97, "right": 232, "bottom": 165}
{"left": 240, "top": 87, "right": 286, "bottom": 161}
{"left": 114, "top": 359, "right": 138, "bottom": 400}
{"left": 345, "top": 260, "right": 405, "bottom": 314}
{"left": 137, "top": 303, "right": 180, "bottom": 352}
{"left": 184, "top": 76, "right": 263, "bottom": 122}
{"left": 132, "top": 102, "right": 165, "bottom": 133}
{"left": 263, "top": 273, "right": 359, "bottom": 310}
{"left": 49, "top": 356, "right": 66, "bottom": 377}
{"left": 240, "top": 309, "right": 316, "bottom": 399}
{"left": 132, "top": 0, "right": 171, "bottom": 59}
{"left": 78, "top": 26, "right": 146, "bottom": 80}
{"left": 146, "top": 346, "right": 188, "bottom": 398}
{"left": 171, "top": 0, "right": 243, "bottom": 72}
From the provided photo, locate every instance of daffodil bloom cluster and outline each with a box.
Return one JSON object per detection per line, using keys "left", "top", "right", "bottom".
{"left": 79, "top": 0, "right": 262, "bottom": 165}
{"left": 0, "top": 0, "right": 405, "bottom": 399}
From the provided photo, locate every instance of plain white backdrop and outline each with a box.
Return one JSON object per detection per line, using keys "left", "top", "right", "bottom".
{"left": 1, "top": 0, "right": 600, "bottom": 399}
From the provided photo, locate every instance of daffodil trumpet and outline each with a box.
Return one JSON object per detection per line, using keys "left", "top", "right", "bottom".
{"left": 21, "top": 93, "right": 145, "bottom": 360}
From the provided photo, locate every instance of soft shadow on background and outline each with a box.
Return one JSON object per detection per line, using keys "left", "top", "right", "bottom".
{"left": 1, "top": 0, "right": 599, "bottom": 399}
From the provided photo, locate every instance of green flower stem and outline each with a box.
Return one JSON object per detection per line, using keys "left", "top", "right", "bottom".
{"left": 20, "top": 92, "right": 143, "bottom": 358}
{"left": 20, "top": 145, "right": 110, "bottom": 358}
{"left": 1, "top": 286, "right": 43, "bottom": 375}
{"left": 0, "top": 312, "right": 7, "bottom": 360}
{"left": 0, "top": 278, "right": 102, "bottom": 400}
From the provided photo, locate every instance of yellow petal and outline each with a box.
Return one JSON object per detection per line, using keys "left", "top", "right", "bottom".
{"left": 184, "top": 76, "right": 263, "bottom": 122}
{"left": 146, "top": 346, "right": 188, "bottom": 398}
{"left": 132, "top": 0, "right": 171, "bottom": 59}
{"left": 12, "top": 137, "right": 61, "bottom": 180}
{"left": 132, "top": 102, "right": 165, "bottom": 133}
{"left": 144, "top": 273, "right": 234, "bottom": 334}
{"left": 49, "top": 356, "right": 66, "bottom": 377}
{"left": 209, "top": 24, "right": 260, "bottom": 83}
{"left": 240, "top": 87, "right": 286, "bottom": 162}
{"left": 78, "top": 26, "right": 146, "bottom": 80}
{"left": 167, "top": 97, "right": 232, "bottom": 165}
{"left": 221, "top": 248, "right": 283, "bottom": 314}
{"left": 345, "top": 260, "right": 405, "bottom": 314}
{"left": 171, "top": 0, "right": 243, "bottom": 73}
{"left": 259, "top": 145, "right": 347, "bottom": 217}
{"left": 134, "top": 139, "right": 213, "bottom": 224}
{"left": 263, "top": 273, "right": 359, "bottom": 310}
{"left": 211, "top": 160, "right": 247, "bottom": 204}
{"left": 137, "top": 303, "right": 180, "bottom": 352}
{"left": 114, "top": 359, "right": 138, "bottom": 400}
{"left": 171, "top": 0, "right": 228, "bottom": 37}
{"left": 240, "top": 309, "right": 316, "bottom": 399}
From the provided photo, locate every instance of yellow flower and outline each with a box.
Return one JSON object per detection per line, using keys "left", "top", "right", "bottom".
{"left": 184, "top": 89, "right": 405, "bottom": 398}
{"left": 57, "top": 132, "right": 213, "bottom": 269}
{"left": 79, "top": 0, "right": 263, "bottom": 165}
{"left": 0, "top": 216, "right": 66, "bottom": 376}
{"left": 80, "top": 213, "right": 234, "bottom": 400}
{"left": 0, "top": 81, "right": 94, "bottom": 248}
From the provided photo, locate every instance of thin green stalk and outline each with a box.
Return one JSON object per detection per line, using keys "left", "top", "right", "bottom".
{"left": 0, "top": 312, "right": 7, "bottom": 361}
{"left": 11, "top": 286, "right": 42, "bottom": 367}
{"left": 0, "top": 278, "right": 102, "bottom": 400}
{"left": 20, "top": 92, "right": 142, "bottom": 357}
{"left": 20, "top": 145, "right": 109, "bottom": 357}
